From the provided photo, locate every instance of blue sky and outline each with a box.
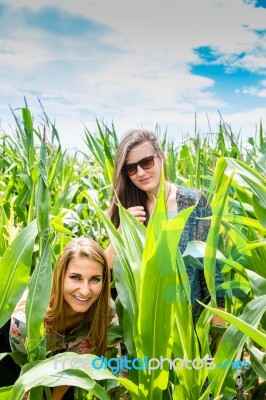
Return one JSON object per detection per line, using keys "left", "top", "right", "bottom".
{"left": 0, "top": 0, "right": 266, "bottom": 150}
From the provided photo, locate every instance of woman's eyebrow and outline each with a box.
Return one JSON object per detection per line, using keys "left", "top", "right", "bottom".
{"left": 126, "top": 155, "right": 153, "bottom": 164}
{"left": 68, "top": 272, "right": 82, "bottom": 276}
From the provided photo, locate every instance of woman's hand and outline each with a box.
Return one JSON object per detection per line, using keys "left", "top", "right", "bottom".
{"left": 127, "top": 206, "right": 146, "bottom": 223}
{"left": 105, "top": 206, "right": 146, "bottom": 269}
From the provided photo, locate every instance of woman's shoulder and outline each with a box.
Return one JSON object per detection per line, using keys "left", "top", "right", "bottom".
{"left": 175, "top": 185, "right": 209, "bottom": 209}
{"left": 9, "top": 314, "right": 27, "bottom": 353}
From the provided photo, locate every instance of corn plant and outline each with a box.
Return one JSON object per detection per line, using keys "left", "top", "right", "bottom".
{"left": 85, "top": 161, "right": 266, "bottom": 399}
{"left": 0, "top": 107, "right": 265, "bottom": 399}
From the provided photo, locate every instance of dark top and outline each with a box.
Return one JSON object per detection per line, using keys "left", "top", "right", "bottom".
{"left": 175, "top": 185, "right": 224, "bottom": 322}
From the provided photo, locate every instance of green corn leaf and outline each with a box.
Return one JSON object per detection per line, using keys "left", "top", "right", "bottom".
{"left": 22, "top": 108, "right": 35, "bottom": 170}
{"left": 224, "top": 158, "right": 266, "bottom": 199}
{"left": 246, "top": 340, "right": 266, "bottom": 381}
{"left": 183, "top": 241, "right": 225, "bottom": 260}
{"left": 0, "top": 385, "right": 13, "bottom": 398}
{"left": 84, "top": 129, "right": 105, "bottom": 168}
{"left": 173, "top": 385, "right": 188, "bottom": 400}
{"left": 50, "top": 219, "right": 72, "bottom": 235}
{"left": 233, "top": 241, "right": 266, "bottom": 278}
{"left": 13, "top": 175, "right": 33, "bottom": 209}
{"left": 215, "top": 280, "right": 250, "bottom": 293}
{"left": 208, "top": 157, "right": 228, "bottom": 203}
{"left": 11, "top": 353, "right": 143, "bottom": 400}
{"left": 118, "top": 204, "right": 144, "bottom": 301}
{"left": 219, "top": 258, "right": 249, "bottom": 281}
{"left": 52, "top": 183, "right": 79, "bottom": 215}
{"left": 85, "top": 193, "right": 138, "bottom": 312}
{"left": 205, "top": 171, "right": 233, "bottom": 303}
{"left": 148, "top": 166, "right": 168, "bottom": 238}
{"left": 26, "top": 137, "right": 52, "bottom": 361}
{"left": 85, "top": 193, "right": 139, "bottom": 365}
{"left": 222, "top": 214, "right": 266, "bottom": 233}
{"left": 26, "top": 238, "right": 52, "bottom": 359}
{"left": 246, "top": 269, "right": 266, "bottom": 297}
{"left": 204, "top": 299, "right": 266, "bottom": 348}
{"left": 253, "top": 191, "right": 266, "bottom": 228}
{"left": 0, "top": 220, "right": 38, "bottom": 328}
{"left": 0, "top": 205, "right": 9, "bottom": 255}
{"left": 113, "top": 256, "right": 136, "bottom": 360}
{"left": 36, "top": 140, "right": 49, "bottom": 235}
{"left": 172, "top": 246, "right": 202, "bottom": 399}
{"left": 204, "top": 295, "right": 266, "bottom": 397}
{"left": 138, "top": 202, "right": 196, "bottom": 398}
{"left": 48, "top": 148, "right": 65, "bottom": 189}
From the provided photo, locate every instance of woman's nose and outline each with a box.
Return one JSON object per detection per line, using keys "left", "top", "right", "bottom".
{"left": 136, "top": 165, "right": 145, "bottom": 176}
{"left": 78, "top": 282, "right": 91, "bottom": 296}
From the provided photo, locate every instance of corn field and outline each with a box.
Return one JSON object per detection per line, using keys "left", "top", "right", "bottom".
{"left": 0, "top": 105, "right": 265, "bottom": 400}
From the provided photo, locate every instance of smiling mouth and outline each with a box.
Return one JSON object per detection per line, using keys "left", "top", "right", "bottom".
{"left": 74, "top": 296, "right": 90, "bottom": 302}
{"left": 139, "top": 177, "right": 150, "bottom": 182}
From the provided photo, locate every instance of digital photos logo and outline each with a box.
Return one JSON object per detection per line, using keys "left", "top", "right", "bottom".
{"left": 54, "top": 354, "right": 250, "bottom": 375}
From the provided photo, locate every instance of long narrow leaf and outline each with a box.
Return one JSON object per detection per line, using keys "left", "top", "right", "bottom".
{"left": 203, "top": 295, "right": 266, "bottom": 397}
{"left": 0, "top": 220, "right": 38, "bottom": 328}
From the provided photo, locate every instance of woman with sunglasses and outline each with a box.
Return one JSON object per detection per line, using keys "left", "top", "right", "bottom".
{"left": 106, "top": 129, "right": 246, "bottom": 399}
{"left": 106, "top": 128, "right": 226, "bottom": 320}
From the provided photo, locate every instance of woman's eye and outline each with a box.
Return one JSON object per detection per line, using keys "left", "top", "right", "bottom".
{"left": 70, "top": 275, "right": 81, "bottom": 280}
{"left": 91, "top": 277, "right": 101, "bottom": 282}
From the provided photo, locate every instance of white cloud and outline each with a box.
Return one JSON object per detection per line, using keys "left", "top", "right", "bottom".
{"left": 2, "top": 0, "right": 266, "bottom": 72}
{"left": 1, "top": 95, "right": 264, "bottom": 152}
{"left": 239, "top": 79, "right": 266, "bottom": 97}
{"left": 0, "top": 0, "right": 266, "bottom": 150}
{"left": 234, "top": 51, "right": 266, "bottom": 72}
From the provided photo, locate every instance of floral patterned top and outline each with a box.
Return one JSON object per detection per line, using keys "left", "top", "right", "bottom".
{"left": 10, "top": 315, "right": 94, "bottom": 355}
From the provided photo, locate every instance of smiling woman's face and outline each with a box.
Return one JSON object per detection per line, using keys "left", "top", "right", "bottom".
{"left": 125, "top": 142, "right": 162, "bottom": 196}
{"left": 63, "top": 256, "right": 103, "bottom": 318}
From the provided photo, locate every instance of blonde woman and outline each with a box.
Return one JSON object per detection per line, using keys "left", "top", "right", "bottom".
{"left": 0, "top": 237, "right": 111, "bottom": 400}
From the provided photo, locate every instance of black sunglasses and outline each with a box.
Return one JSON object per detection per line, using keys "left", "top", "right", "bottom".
{"left": 124, "top": 154, "right": 158, "bottom": 176}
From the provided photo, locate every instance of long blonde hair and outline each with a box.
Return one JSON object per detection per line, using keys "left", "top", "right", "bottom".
{"left": 45, "top": 237, "right": 110, "bottom": 356}
{"left": 109, "top": 129, "right": 167, "bottom": 227}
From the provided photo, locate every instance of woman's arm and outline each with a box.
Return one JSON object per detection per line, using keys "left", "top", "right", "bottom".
{"left": 105, "top": 242, "right": 116, "bottom": 270}
{"left": 51, "top": 385, "right": 70, "bottom": 400}
{"left": 211, "top": 308, "right": 226, "bottom": 355}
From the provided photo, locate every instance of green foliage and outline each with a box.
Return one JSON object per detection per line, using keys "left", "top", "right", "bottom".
{"left": 0, "top": 220, "right": 38, "bottom": 329}
{"left": 0, "top": 106, "right": 265, "bottom": 399}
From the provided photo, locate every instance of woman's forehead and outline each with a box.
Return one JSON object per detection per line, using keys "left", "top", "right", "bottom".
{"left": 126, "top": 142, "right": 154, "bottom": 162}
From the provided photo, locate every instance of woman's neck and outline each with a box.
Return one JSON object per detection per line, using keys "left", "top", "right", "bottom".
{"left": 147, "top": 181, "right": 172, "bottom": 212}
{"left": 64, "top": 308, "right": 85, "bottom": 331}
